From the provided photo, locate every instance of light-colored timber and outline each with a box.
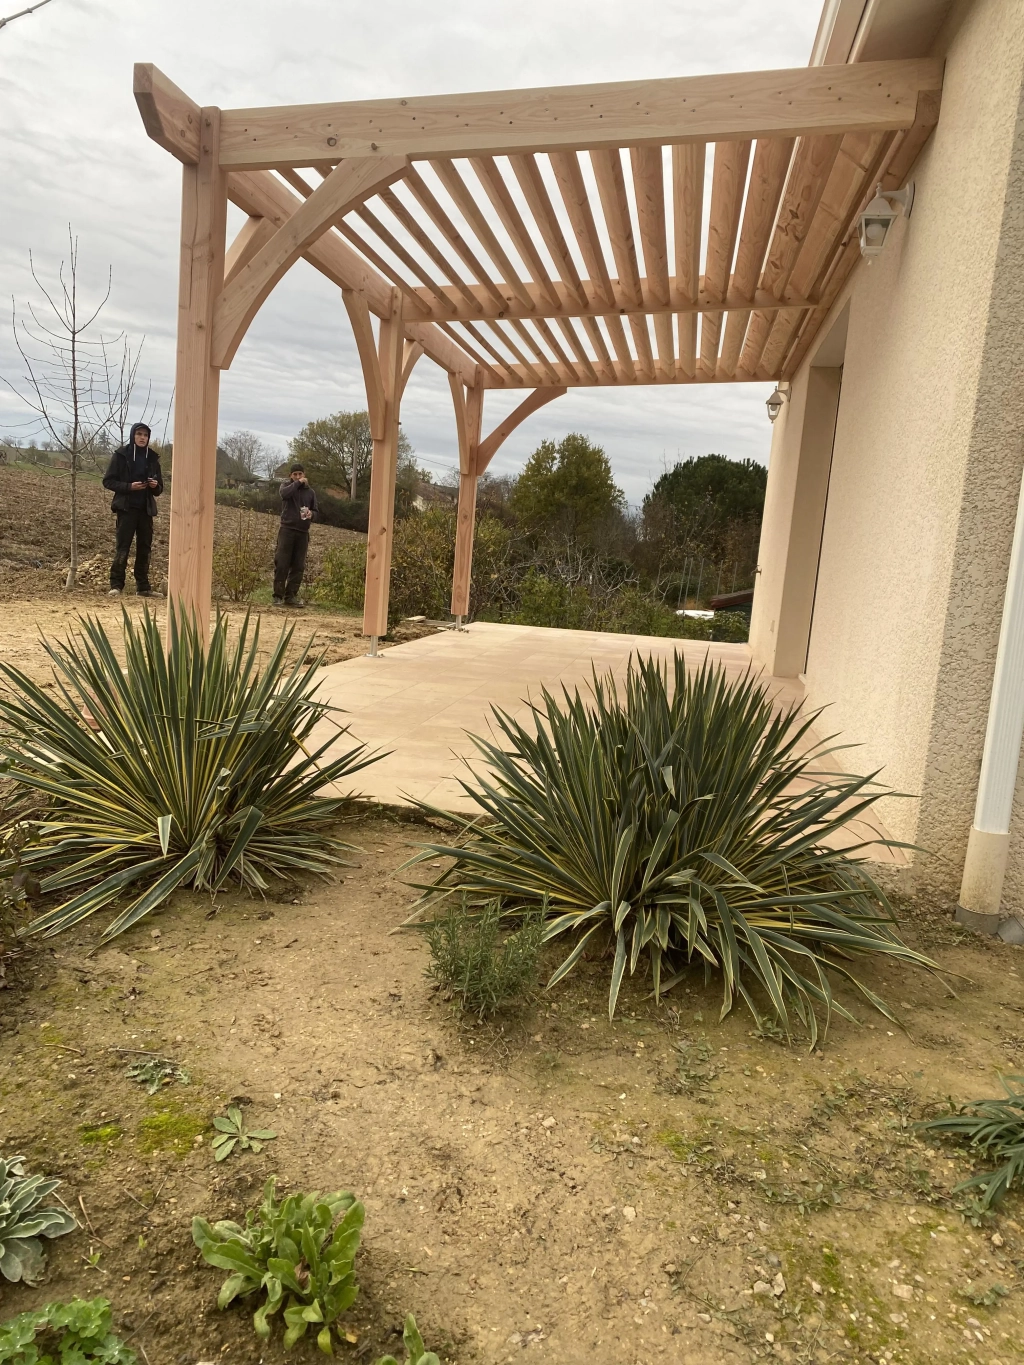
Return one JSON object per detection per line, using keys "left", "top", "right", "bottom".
{"left": 134, "top": 58, "right": 941, "bottom": 637}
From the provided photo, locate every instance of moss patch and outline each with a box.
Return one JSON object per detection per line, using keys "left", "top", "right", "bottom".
{"left": 79, "top": 1122, "right": 123, "bottom": 1145}
{"left": 135, "top": 1100, "right": 208, "bottom": 1156}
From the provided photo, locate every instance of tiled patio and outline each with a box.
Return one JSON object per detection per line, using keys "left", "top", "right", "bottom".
{"left": 309, "top": 622, "right": 900, "bottom": 864}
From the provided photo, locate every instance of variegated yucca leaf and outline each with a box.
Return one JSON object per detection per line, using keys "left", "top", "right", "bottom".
{"left": 405, "top": 654, "right": 940, "bottom": 1045}
{"left": 0, "top": 608, "right": 382, "bottom": 941}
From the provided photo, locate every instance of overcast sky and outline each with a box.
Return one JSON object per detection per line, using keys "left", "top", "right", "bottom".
{"left": 0, "top": 0, "right": 823, "bottom": 501}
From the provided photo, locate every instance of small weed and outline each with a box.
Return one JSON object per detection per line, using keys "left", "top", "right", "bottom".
{"left": 373, "top": 1313, "right": 440, "bottom": 1365}
{"left": 0, "top": 1155, "right": 77, "bottom": 1284}
{"left": 918, "top": 1074, "right": 1024, "bottom": 1211}
{"left": 210, "top": 1105, "right": 277, "bottom": 1161}
{"left": 424, "top": 899, "right": 542, "bottom": 1020}
{"left": 660, "top": 1035, "right": 718, "bottom": 1094}
{"left": 125, "top": 1056, "right": 190, "bottom": 1095}
{"left": 0, "top": 1297, "right": 135, "bottom": 1364}
{"left": 960, "top": 1281, "right": 1010, "bottom": 1308}
{"left": 78, "top": 1123, "right": 123, "bottom": 1146}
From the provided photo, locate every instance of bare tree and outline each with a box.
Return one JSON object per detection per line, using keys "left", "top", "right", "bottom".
{"left": 104, "top": 336, "right": 155, "bottom": 452}
{"left": 0, "top": 0, "right": 55, "bottom": 32}
{"left": 220, "top": 429, "right": 277, "bottom": 479}
{"left": 2, "top": 230, "right": 128, "bottom": 589}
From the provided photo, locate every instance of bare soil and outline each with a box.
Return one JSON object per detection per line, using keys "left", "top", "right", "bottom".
{"left": 1, "top": 592, "right": 1024, "bottom": 1365}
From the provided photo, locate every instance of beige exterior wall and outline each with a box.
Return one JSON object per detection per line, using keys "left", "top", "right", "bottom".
{"left": 751, "top": 0, "right": 1024, "bottom": 899}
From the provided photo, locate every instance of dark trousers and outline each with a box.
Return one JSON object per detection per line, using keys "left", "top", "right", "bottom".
{"left": 110, "top": 510, "right": 154, "bottom": 591}
{"left": 274, "top": 527, "right": 309, "bottom": 600}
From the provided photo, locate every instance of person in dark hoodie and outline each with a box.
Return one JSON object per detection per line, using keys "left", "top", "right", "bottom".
{"left": 102, "top": 422, "right": 164, "bottom": 597}
{"left": 273, "top": 464, "right": 319, "bottom": 606}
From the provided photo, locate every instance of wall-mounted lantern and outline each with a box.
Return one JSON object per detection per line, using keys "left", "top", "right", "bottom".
{"left": 858, "top": 182, "right": 915, "bottom": 259}
{"left": 766, "top": 386, "right": 787, "bottom": 423}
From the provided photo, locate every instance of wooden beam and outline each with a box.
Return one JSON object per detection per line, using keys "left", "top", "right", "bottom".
{"left": 450, "top": 383, "right": 484, "bottom": 617}
{"left": 363, "top": 292, "right": 405, "bottom": 638}
{"left": 216, "top": 59, "right": 944, "bottom": 169}
{"left": 351, "top": 202, "right": 456, "bottom": 314}
{"left": 212, "top": 155, "right": 407, "bottom": 368}
{"left": 630, "top": 145, "right": 670, "bottom": 308}
{"left": 134, "top": 63, "right": 201, "bottom": 165}
{"left": 342, "top": 289, "right": 386, "bottom": 439}
{"left": 604, "top": 314, "right": 637, "bottom": 383}
{"left": 480, "top": 360, "right": 758, "bottom": 388}
{"left": 403, "top": 166, "right": 508, "bottom": 311}
{"left": 718, "top": 136, "right": 793, "bottom": 376}
{"left": 223, "top": 215, "right": 277, "bottom": 287}
{"left": 167, "top": 106, "right": 227, "bottom": 633}
{"left": 672, "top": 143, "right": 703, "bottom": 378}
{"left": 469, "top": 157, "right": 561, "bottom": 310}
{"left": 477, "top": 386, "right": 567, "bottom": 471}
{"left": 432, "top": 159, "right": 535, "bottom": 312}
{"left": 377, "top": 186, "right": 481, "bottom": 313}
{"left": 699, "top": 140, "right": 751, "bottom": 373}
{"left": 399, "top": 339, "right": 423, "bottom": 400}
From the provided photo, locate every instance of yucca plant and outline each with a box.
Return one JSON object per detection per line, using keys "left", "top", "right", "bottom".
{"left": 0, "top": 609, "right": 379, "bottom": 941}
{"left": 918, "top": 1075, "right": 1024, "bottom": 1212}
{"left": 0, "top": 1155, "right": 77, "bottom": 1284}
{"left": 406, "top": 655, "right": 939, "bottom": 1044}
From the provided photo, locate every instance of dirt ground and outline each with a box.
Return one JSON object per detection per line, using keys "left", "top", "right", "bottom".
{"left": 1, "top": 594, "right": 1024, "bottom": 1365}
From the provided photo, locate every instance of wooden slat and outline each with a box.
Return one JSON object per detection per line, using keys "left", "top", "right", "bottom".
{"left": 432, "top": 159, "right": 534, "bottom": 311}
{"left": 438, "top": 323, "right": 507, "bottom": 385}
{"left": 590, "top": 148, "right": 643, "bottom": 308}
{"left": 480, "top": 359, "right": 758, "bottom": 388}
{"left": 653, "top": 312, "right": 675, "bottom": 379}
{"left": 509, "top": 155, "right": 588, "bottom": 306}
{"left": 628, "top": 315, "right": 656, "bottom": 383}
{"left": 469, "top": 157, "right": 561, "bottom": 309}
{"left": 672, "top": 143, "right": 703, "bottom": 377}
{"left": 352, "top": 203, "right": 457, "bottom": 314}
{"left": 509, "top": 319, "right": 561, "bottom": 385}
{"left": 377, "top": 186, "right": 482, "bottom": 313}
{"left": 554, "top": 316, "right": 599, "bottom": 383}
{"left": 532, "top": 317, "right": 581, "bottom": 383}
{"left": 738, "top": 133, "right": 843, "bottom": 373}
{"left": 699, "top": 139, "right": 751, "bottom": 374}
{"left": 403, "top": 166, "right": 507, "bottom": 309}
{"left": 277, "top": 166, "right": 315, "bottom": 197}
{"left": 549, "top": 151, "right": 615, "bottom": 307}
{"left": 335, "top": 219, "right": 433, "bottom": 313}
{"left": 719, "top": 136, "right": 793, "bottom": 376}
{"left": 486, "top": 322, "right": 545, "bottom": 385}
{"left": 604, "top": 314, "right": 637, "bottom": 382}
{"left": 215, "top": 59, "right": 944, "bottom": 168}
{"left": 580, "top": 315, "right": 616, "bottom": 382}
{"left": 630, "top": 145, "right": 670, "bottom": 307}
{"left": 758, "top": 306, "right": 806, "bottom": 376}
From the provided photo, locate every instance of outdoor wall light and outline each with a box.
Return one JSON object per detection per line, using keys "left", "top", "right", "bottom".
{"left": 766, "top": 386, "right": 787, "bottom": 423}
{"left": 858, "top": 181, "right": 915, "bottom": 259}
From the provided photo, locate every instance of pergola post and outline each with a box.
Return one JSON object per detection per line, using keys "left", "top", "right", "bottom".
{"left": 450, "top": 378, "right": 483, "bottom": 626}
{"left": 167, "top": 106, "right": 227, "bottom": 633}
{"left": 361, "top": 289, "right": 405, "bottom": 649}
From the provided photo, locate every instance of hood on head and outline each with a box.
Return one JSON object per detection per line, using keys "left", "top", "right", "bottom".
{"left": 129, "top": 422, "right": 152, "bottom": 445}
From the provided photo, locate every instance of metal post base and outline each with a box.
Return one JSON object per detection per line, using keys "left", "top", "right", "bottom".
{"left": 455, "top": 615, "right": 466, "bottom": 632}
{"left": 954, "top": 904, "right": 1024, "bottom": 944}
{"left": 365, "top": 635, "right": 381, "bottom": 658}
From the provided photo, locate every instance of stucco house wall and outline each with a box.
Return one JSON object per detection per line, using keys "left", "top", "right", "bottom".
{"left": 750, "top": 0, "right": 1024, "bottom": 901}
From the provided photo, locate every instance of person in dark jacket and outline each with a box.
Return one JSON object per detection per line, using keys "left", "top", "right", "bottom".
{"left": 274, "top": 465, "right": 319, "bottom": 606}
{"left": 102, "top": 422, "right": 164, "bottom": 597}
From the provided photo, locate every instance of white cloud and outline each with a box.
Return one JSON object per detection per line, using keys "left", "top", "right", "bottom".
{"left": 0, "top": 0, "right": 821, "bottom": 501}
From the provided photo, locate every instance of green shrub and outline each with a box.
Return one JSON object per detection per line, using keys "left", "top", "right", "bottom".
{"left": 315, "top": 542, "right": 367, "bottom": 613}
{"left": 193, "top": 1178, "right": 364, "bottom": 1353}
{"left": 918, "top": 1074, "right": 1024, "bottom": 1212}
{"left": 408, "top": 655, "right": 937, "bottom": 1042}
{"left": 0, "top": 610, "right": 379, "bottom": 941}
{"left": 212, "top": 511, "right": 275, "bottom": 603}
{"left": 0, "top": 1298, "right": 135, "bottom": 1365}
{"left": 0, "top": 1155, "right": 77, "bottom": 1285}
{"left": 374, "top": 1315, "right": 440, "bottom": 1365}
{"left": 424, "top": 899, "right": 543, "bottom": 1019}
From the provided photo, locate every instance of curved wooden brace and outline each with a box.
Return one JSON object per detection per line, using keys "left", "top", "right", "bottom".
{"left": 342, "top": 288, "right": 386, "bottom": 440}
{"left": 477, "top": 385, "right": 567, "bottom": 473}
{"left": 399, "top": 340, "right": 423, "bottom": 401}
{"left": 212, "top": 154, "right": 407, "bottom": 369}
{"left": 224, "top": 215, "right": 276, "bottom": 287}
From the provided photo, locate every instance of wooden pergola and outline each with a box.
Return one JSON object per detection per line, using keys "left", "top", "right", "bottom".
{"left": 134, "top": 57, "right": 941, "bottom": 643}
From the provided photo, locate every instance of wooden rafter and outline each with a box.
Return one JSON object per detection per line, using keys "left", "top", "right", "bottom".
{"left": 699, "top": 139, "right": 752, "bottom": 375}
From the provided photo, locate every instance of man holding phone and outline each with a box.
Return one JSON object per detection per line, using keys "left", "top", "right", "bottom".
{"left": 102, "top": 422, "right": 163, "bottom": 597}
{"left": 273, "top": 464, "right": 319, "bottom": 606}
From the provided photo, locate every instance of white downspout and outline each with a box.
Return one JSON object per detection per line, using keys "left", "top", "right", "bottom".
{"left": 957, "top": 460, "right": 1024, "bottom": 942}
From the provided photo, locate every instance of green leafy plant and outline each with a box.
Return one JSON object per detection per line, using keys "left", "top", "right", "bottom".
{"left": 212, "top": 511, "right": 275, "bottom": 603}
{"left": 0, "top": 1297, "right": 135, "bottom": 1364}
{"left": 125, "top": 1056, "right": 190, "bottom": 1095}
{"left": 424, "top": 898, "right": 543, "bottom": 1019}
{"left": 373, "top": 1314, "right": 440, "bottom": 1365}
{"left": 211, "top": 1107, "right": 277, "bottom": 1161}
{"left": 960, "top": 1282, "right": 1010, "bottom": 1308}
{"left": 193, "top": 1178, "right": 364, "bottom": 1353}
{"left": 0, "top": 1156, "right": 77, "bottom": 1285}
{"left": 407, "top": 655, "right": 938, "bottom": 1043}
{"left": 0, "top": 608, "right": 381, "bottom": 941}
{"left": 919, "top": 1075, "right": 1024, "bottom": 1211}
